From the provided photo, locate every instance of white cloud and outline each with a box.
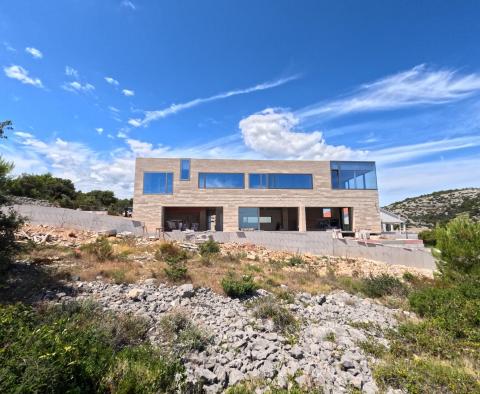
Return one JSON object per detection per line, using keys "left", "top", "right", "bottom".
{"left": 129, "top": 74, "right": 300, "bottom": 127}
{"left": 122, "top": 89, "right": 135, "bottom": 96}
{"left": 3, "top": 65, "right": 44, "bottom": 88}
{"left": 298, "top": 64, "right": 480, "bottom": 121}
{"left": 239, "top": 108, "right": 364, "bottom": 160}
{"left": 25, "top": 47, "right": 43, "bottom": 59}
{"left": 95, "top": 128, "right": 104, "bottom": 135}
{"left": 121, "top": 0, "right": 136, "bottom": 10}
{"left": 62, "top": 81, "right": 95, "bottom": 93}
{"left": 3, "top": 42, "right": 16, "bottom": 52}
{"left": 65, "top": 66, "right": 79, "bottom": 79}
{"left": 105, "top": 76, "right": 120, "bottom": 86}
{"left": 108, "top": 106, "right": 120, "bottom": 113}
{"left": 127, "top": 118, "right": 141, "bottom": 127}
{"left": 117, "top": 131, "right": 128, "bottom": 138}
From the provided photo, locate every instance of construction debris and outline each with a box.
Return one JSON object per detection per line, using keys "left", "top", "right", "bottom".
{"left": 16, "top": 224, "right": 97, "bottom": 246}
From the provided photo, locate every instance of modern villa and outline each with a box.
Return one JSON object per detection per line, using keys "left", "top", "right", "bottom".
{"left": 133, "top": 158, "right": 381, "bottom": 234}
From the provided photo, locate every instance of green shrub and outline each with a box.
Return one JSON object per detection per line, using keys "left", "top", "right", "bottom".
{"left": 374, "top": 357, "right": 480, "bottom": 394}
{"left": 408, "top": 280, "right": 480, "bottom": 341}
{"left": 434, "top": 215, "right": 480, "bottom": 278}
{"left": 102, "top": 346, "right": 185, "bottom": 393}
{"left": 358, "top": 338, "right": 387, "bottom": 358}
{"left": 251, "top": 296, "right": 298, "bottom": 334}
{"left": 81, "top": 236, "right": 114, "bottom": 261}
{"left": 159, "top": 312, "right": 210, "bottom": 353}
{"left": 418, "top": 229, "right": 437, "bottom": 246}
{"left": 155, "top": 242, "right": 185, "bottom": 262}
{"left": 221, "top": 272, "right": 258, "bottom": 298}
{"left": 164, "top": 263, "right": 188, "bottom": 282}
{"left": 402, "top": 271, "right": 415, "bottom": 282}
{"left": 275, "top": 289, "right": 295, "bottom": 304}
{"left": 0, "top": 301, "right": 165, "bottom": 394}
{"left": 287, "top": 255, "right": 304, "bottom": 266}
{"left": 198, "top": 239, "right": 220, "bottom": 256}
{"left": 361, "top": 274, "right": 408, "bottom": 298}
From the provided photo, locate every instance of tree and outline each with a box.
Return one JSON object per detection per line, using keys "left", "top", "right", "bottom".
{"left": 0, "top": 121, "right": 24, "bottom": 268}
{"left": 0, "top": 120, "right": 13, "bottom": 139}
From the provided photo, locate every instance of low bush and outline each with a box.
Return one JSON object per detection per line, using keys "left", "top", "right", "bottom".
{"left": 155, "top": 243, "right": 189, "bottom": 282}
{"left": 287, "top": 255, "right": 304, "bottom": 267}
{"left": 159, "top": 311, "right": 210, "bottom": 353}
{"left": 221, "top": 272, "right": 258, "bottom": 298}
{"left": 251, "top": 296, "right": 298, "bottom": 334}
{"left": 358, "top": 338, "right": 387, "bottom": 358}
{"left": 418, "top": 229, "right": 437, "bottom": 246}
{"left": 374, "top": 357, "right": 480, "bottom": 394}
{"left": 198, "top": 239, "right": 220, "bottom": 256}
{"left": 81, "top": 236, "right": 114, "bottom": 261}
{"left": 164, "top": 262, "right": 188, "bottom": 282}
{"left": 361, "top": 274, "right": 408, "bottom": 298}
{"left": 0, "top": 301, "right": 180, "bottom": 393}
{"left": 408, "top": 280, "right": 480, "bottom": 341}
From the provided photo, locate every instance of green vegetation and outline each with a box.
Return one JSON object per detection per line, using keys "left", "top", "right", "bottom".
{"left": 5, "top": 173, "right": 132, "bottom": 215}
{"left": 372, "top": 216, "right": 480, "bottom": 393}
{"left": 250, "top": 296, "right": 298, "bottom": 334}
{"left": 221, "top": 272, "right": 258, "bottom": 298}
{"left": 159, "top": 311, "right": 210, "bottom": 353}
{"left": 0, "top": 122, "right": 24, "bottom": 268}
{"left": 361, "top": 274, "right": 408, "bottom": 298}
{"left": 81, "top": 236, "right": 114, "bottom": 261}
{"left": 418, "top": 229, "right": 436, "bottom": 246}
{"left": 198, "top": 239, "right": 220, "bottom": 256}
{"left": 154, "top": 242, "right": 189, "bottom": 281}
{"left": 287, "top": 255, "right": 304, "bottom": 266}
{"left": 0, "top": 302, "right": 185, "bottom": 393}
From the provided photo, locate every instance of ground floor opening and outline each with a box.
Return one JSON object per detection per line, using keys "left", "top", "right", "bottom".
{"left": 306, "top": 207, "right": 352, "bottom": 231}
{"left": 238, "top": 207, "right": 299, "bottom": 231}
{"left": 164, "top": 207, "right": 223, "bottom": 231}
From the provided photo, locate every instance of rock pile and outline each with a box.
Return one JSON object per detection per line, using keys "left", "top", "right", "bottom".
{"left": 53, "top": 280, "right": 397, "bottom": 393}
{"left": 16, "top": 224, "right": 97, "bottom": 246}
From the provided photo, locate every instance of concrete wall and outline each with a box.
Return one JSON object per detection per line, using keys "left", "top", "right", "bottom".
{"left": 165, "top": 231, "right": 436, "bottom": 270}
{"left": 133, "top": 158, "right": 381, "bottom": 233}
{"left": 11, "top": 204, "right": 145, "bottom": 235}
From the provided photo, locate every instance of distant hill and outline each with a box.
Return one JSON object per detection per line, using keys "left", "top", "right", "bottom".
{"left": 384, "top": 188, "right": 480, "bottom": 229}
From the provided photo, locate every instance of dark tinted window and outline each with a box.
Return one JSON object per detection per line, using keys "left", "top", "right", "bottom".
{"left": 249, "top": 173, "right": 313, "bottom": 189}
{"left": 198, "top": 173, "right": 244, "bottom": 189}
{"left": 330, "top": 162, "right": 377, "bottom": 189}
{"left": 143, "top": 172, "right": 173, "bottom": 194}
{"left": 180, "top": 159, "right": 190, "bottom": 180}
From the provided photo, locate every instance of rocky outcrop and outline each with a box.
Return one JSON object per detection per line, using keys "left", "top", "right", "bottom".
{"left": 51, "top": 280, "right": 398, "bottom": 393}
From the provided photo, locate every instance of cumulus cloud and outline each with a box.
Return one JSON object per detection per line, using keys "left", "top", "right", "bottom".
{"left": 65, "top": 66, "right": 79, "bottom": 79}
{"left": 105, "top": 76, "right": 119, "bottom": 86}
{"left": 25, "top": 47, "right": 43, "bottom": 59}
{"left": 62, "top": 81, "right": 95, "bottom": 93}
{"left": 122, "top": 89, "right": 135, "bottom": 96}
{"left": 129, "top": 74, "right": 300, "bottom": 127}
{"left": 3, "top": 65, "right": 44, "bottom": 88}
{"left": 298, "top": 64, "right": 480, "bottom": 121}
{"left": 95, "top": 128, "right": 104, "bottom": 135}
{"left": 239, "top": 108, "right": 364, "bottom": 160}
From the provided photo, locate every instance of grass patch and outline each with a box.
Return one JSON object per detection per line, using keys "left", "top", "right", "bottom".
{"left": 159, "top": 311, "right": 210, "bottom": 353}
{"left": 358, "top": 338, "right": 387, "bottom": 358}
{"left": 80, "top": 236, "right": 114, "bottom": 262}
{"left": 374, "top": 357, "right": 480, "bottom": 394}
{"left": 250, "top": 296, "right": 298, "bottom": 334}
{"left": 361, "top": 274, "right": 408, "bottom": 298}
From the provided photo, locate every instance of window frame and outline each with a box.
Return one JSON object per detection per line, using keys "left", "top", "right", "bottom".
{"left": 198, "top": 172, "right": 245, "bottom": 189}
{"left": 248, "top": 173, "right": 313, "bottom": 190}
{"left": 330, "top": 161, "right": 378, "bottom": 190}
{"left": 179, "top": 158, "right": 190, "bottom": 181}
{"left": 143, "top": 171, "right": 174, "bottom": 195}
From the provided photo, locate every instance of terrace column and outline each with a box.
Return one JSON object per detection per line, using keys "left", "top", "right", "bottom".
{"left": 298, "top": 206, "right": 306, "bottom": 232}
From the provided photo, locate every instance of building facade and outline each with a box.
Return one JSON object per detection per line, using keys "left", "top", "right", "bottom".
{"left": 133, "top": 158, "right": 381, "bottom": 233}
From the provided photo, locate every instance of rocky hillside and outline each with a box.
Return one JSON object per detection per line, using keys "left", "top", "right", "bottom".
{"left": 385, "top": 188, "right": 480, "bottom": 228}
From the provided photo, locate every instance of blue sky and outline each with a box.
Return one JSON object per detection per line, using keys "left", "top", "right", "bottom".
{"left": 1, "top": 1, "right": 480, "bottom": 204}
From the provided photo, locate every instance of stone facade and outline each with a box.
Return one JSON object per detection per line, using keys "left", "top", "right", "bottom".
{"left": 133, "top": 158, "right": 381, "bottom": 233}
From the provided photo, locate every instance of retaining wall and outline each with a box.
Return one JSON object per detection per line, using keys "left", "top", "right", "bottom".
{"left": 10, "top": 204, "right": 145, "bottom": 235}
{"left": 165, "top": 231, "right": 436, "bottom": 270}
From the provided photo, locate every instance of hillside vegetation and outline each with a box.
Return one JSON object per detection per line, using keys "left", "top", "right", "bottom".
{"left": 385, "top": 188, "right": 480, "bottom": 228}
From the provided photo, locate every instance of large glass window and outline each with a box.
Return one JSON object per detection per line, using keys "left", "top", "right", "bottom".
{"left": 331, "top": 161, "right": 377, "bottom": 190}
{"left": 143, "top": 172, "right": 173, "bottom": 194}
{"left": 180, "top": 159, "right": 190, "bottom": 180}
{"left": 239, "top": 207, "right": 259, "bottom": 230}
{"left": 198, "top": 173, "right": 244, "bottom": 189}
{"left": 249, "top": 173, "right": 313, "bottom": 189}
